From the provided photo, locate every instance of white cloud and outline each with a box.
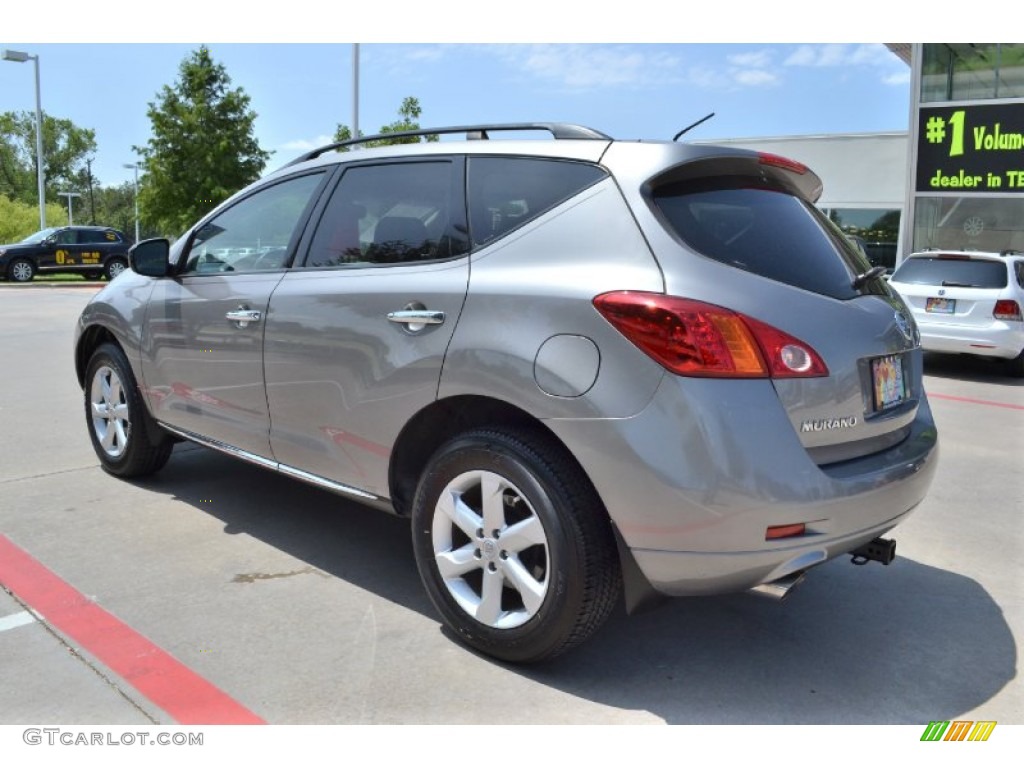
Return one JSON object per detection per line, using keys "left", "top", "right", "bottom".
{"left": 785, "top": 43, "right": 899, "bottom": 69}
{"left": 279, "top": 134, "right": 335, "bottom": 152}
{"left": 733, "top": 69, "right": 779, "bottom": 87}
{"left": 883, "top": 70, "right": 911, "bottom": 86}
{"left": 728, "top": 50, "right": 774, "bottom": 69}
{"left": 488, "top": 44, "right": 685, "bottom": 90}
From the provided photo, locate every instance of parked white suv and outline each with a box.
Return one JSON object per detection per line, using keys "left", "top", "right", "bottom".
{"left": 888, "top": 249, "right": 1024, "bottom": 376}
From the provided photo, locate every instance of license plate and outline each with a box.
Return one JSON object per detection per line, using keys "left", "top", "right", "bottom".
{"left": 872, "top": 355, "right": 907, "bottom": 411}
{"left": 926, "top": 297, "right": 956, "bottom": 314}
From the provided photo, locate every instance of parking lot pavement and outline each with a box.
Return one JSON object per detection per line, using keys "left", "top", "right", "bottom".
{"left": 0, "top": 285, "right": 1021, "bottom": 728}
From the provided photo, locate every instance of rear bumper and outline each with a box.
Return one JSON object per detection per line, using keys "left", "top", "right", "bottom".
{"left": 917, "top": 320, "right": 1024, "bottom": 360}
{"left": 545, "top": 375, "right": 939, "bottom": 597}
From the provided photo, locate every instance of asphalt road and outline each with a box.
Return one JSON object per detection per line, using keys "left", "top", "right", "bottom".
{"left": 0, "top": 284, "right": 1021, "bottom": 730}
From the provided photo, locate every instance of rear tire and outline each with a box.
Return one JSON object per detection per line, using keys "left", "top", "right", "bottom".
{"left": 1007, "top": 350, "right": 1024, "bottom": 378}
{"left": 104, "top": 257, "right": 129, "bottom": 281}
{"left": 84, "top": 342, "right": 173, "bottom": 477}
{"left": 411, "top": 427, "right": 621, "bottom": 663}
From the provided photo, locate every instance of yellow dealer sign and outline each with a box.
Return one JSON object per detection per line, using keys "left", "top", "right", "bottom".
{"left": 917, "top": 103, "right": 1024, "bottom": 193}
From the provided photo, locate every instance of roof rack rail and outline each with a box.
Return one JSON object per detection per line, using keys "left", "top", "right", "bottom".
{"left": 283, "top": 123, "right": 613, "bottom": 167}
{"left": 1000, "top": 249, "right": 1023, "bottom": 257}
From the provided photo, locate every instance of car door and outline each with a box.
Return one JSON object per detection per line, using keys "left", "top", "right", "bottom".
{"left": 38, "top": 228, "right": 78, "bottom": 271}
{"left": 263, "top": 158, "right": 469, "bottom": 498}
{"left": 140, "top": 170, "right": 329, "bottom": 458}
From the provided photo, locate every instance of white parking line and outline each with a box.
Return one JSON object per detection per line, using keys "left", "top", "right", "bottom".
{"left": 0, "top": 611, "right": 37, "bottom": 634}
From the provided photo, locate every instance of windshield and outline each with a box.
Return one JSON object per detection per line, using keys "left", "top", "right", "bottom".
{"left": 20, "top": 228, "right": 59, "bottom": 244}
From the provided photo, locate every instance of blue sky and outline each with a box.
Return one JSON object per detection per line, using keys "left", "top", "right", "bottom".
{"left": 3, "top": 3, "right": 932, "bottom": 191}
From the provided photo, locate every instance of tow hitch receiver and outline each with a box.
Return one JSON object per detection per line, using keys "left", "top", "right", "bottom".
{"left": 850, "top": 537, "right": 896, "bottom": 566}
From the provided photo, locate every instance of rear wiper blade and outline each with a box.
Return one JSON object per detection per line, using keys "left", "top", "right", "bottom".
{"left": 940, "top": 280, "right": 979, "bottom": 287}
{"left": 851, "top": 265, "right": 887, "bottom": 290}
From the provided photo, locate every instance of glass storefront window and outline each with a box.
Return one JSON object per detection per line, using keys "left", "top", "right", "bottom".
{"left": 826, "top": 208, "right": 900, "bottom": 270}
{"left": 913, "top": 196, "right": 1024, "bottom": 253}
{"left": 921, "top": 44, "right": 1024, "bottom": 102}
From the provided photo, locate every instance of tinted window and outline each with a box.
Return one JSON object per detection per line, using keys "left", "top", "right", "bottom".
{"left": 305, "top": 161, "right": 466, "bottom": 268}
{"left": 468, "top": 157, "right": 607, "bottom": 247}
{"left": 653, "top": 178, "right": 872, "bottom": 300}
{"left": 891, "top": 257, "right": 1009, "bottom": 288}
{"left": 78, "top": 229, "right": 120, "bottom": 244}
{"left": 54, "top": 229, "right": 77, "bottom": 245}
{"left": 183, "top": 172, "right": 325, "bottom": 274}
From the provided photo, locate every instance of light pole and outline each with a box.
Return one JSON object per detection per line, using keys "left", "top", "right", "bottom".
{"left": 123, "top": 163, "right": 140, "bottom": 242}
{"left": 59, "top": 192, "right": 81, "bottom": 225}
{"left": 2, "top": 48, "right": 46, "bottom": 230}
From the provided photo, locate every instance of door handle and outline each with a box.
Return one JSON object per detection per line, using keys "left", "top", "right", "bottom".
{"left": 387, "top": 310, "right": 446, "bottom": 326}
{"left": 225, "top": 308, "right": 262, "bottom": 328}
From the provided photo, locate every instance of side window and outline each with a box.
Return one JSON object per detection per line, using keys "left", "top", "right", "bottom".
{"left": 468, "top": 157, "right": 607, "bottom": 247}
{"left": 1015, "top": 261, "right": 1024, "bottom": 288}
{"left": 78, "top": 230, "right": 113, "bottom": 245}
{"left": 55, "top": 229, "right": 77, "bottom": 245}
{"left": 182, "top": 172, "right": 325, "bottom": 275}
{"left": 304, "top": 161, "right": 467, "bottom": 269}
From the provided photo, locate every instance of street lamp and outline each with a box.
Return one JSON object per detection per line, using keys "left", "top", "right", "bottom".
{"left": 2, "top": 48, "right": 46, "bottom": 230}
{"left": 59, "top": 192, "right": 82, "bottom": 225}
{"left": 123, "top": 162, "right": 140, "bottom": 243}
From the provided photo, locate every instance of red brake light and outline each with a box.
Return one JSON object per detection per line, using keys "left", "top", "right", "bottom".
{"left": 994, "top": 300, "right": 1022, "bottom": 321}
{"left": 766, "top": 523, "right": 806, "bottom": 540}
{"left": 593, "top": 292, "right": 828, "bottom": 379}
{"left": 758, "top": 152, "right": 808, "bottom": 175}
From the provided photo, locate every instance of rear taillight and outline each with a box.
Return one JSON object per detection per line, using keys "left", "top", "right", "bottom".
{"left": 593, "top": 292, "right": 828, "bottom": 379}
{"left": 994, "top": 300, "right": 1022, "bottom": 321}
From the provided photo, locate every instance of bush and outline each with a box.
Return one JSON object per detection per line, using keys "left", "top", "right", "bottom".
{"left": 0, "top": 196, "right": 68, "bottom": 243}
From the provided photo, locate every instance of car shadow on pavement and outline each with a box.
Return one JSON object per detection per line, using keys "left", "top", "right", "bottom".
{"left": 137, "top": 444, "right": 1016, "bottom": 726}
{"left": 923, "top": 352, "right": 1023, "bottom": 386}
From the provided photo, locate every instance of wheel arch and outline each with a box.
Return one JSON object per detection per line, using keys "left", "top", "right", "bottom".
{"left": 389, "top": 394, "right": 561, "bottom": 518}
{"left": 388, "top": 393, "right": 657, "bottom": 613}
{"left": 75, "top": 324, "right": 121, "bottom": 388}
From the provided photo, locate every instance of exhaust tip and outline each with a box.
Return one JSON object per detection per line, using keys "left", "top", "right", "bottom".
{"left": 748, "top": 570, "right": 806, "bottom": 601}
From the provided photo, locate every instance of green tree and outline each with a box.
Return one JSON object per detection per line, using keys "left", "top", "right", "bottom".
{"left": 135, "top": 46, "right": 270, "bottom": 236}
{"left": 0, "top": 196, "right": 68, "bottom": 243}
{"left": 333, "top": 96, "right": 438, "bottom": 150}
{"left": 0, "top": 111, "right": 97, "bottom": 204}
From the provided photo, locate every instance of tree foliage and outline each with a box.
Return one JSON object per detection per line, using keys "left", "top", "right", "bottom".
{"left": 0, "top": 111, "right": 97, "bottom": 204}
{"left": 135, "top": 46, "right": 270, "bottom": 236}
{"left": 333, "top": 96, "right": 438, "bottom": 150}
{"left": 0, "top": 196, "right": 68, "bottom": 244}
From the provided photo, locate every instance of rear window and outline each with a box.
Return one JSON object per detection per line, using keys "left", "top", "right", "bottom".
{"left": 652, "top": 178, "right": 872, "bottom": 300}
{"left": 891, "top": 257, "right": 1008, "bottom": 288}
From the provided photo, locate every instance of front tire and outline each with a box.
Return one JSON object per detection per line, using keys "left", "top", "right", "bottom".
{"left": 8, "top": 257, "right": 36, "bottom": 282}
{"left": 84, "top": 342, "right": 173, "bottom": 477}
{"left": 411, "top": 427, "right": 621, "bottom": 663}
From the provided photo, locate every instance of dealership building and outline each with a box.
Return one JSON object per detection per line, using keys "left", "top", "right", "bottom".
{"left": 700, "top": 44, "right": 1024, "bottom": 268}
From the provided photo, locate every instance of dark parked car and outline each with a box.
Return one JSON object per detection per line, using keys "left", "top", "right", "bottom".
{"left": 0, "top": 226, "right": 131, "bottom": 282}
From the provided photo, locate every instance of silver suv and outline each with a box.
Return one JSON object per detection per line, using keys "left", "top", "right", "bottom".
{"left": 74, "top": 123, "right": 939, "bottom": 662}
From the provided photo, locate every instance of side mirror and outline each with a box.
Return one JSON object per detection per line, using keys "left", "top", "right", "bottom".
{"left": 129, "top": 238, "right": 171, "bottom": 277}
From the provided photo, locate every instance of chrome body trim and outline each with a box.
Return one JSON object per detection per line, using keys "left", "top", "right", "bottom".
{"left": 157, "top": 422, "right": 381, "bottom": 502}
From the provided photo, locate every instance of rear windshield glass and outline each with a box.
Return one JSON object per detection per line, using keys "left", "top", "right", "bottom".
{"left": 652, "top": 178, "right": 872, "bottom": 300}
{"left": 891, "top": 257, "right": 1008, "bottom": 288}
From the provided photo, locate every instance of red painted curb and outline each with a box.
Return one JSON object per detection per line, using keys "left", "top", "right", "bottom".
{"left": 0, "top": 535, "right": 265, "bottom": 725}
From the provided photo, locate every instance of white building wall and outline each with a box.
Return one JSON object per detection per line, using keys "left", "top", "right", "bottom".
{"left": 693, "top": 133, "right": 908, "bottom": 210}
